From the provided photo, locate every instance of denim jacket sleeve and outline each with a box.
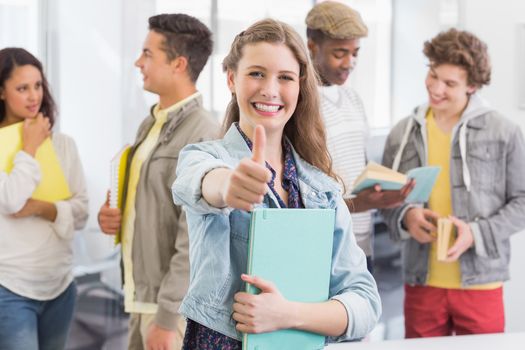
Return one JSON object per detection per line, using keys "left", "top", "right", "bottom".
{"left": 328, "top": 197, "right": 382, "bottom": 341}
{"left": 172, "top": 141, "right": 234, "bottom": 216}
{"left": 469, "top": 126, "right": 525, "bottom": 259}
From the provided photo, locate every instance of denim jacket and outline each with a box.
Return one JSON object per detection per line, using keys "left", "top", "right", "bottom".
{"left": 381, "top": 94, "right": 525, "bottom": 286}
{"left": 172, "top": 125, "right": 381, "bottom": 342}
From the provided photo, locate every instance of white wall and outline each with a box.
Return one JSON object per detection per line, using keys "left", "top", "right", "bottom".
{"left": 461, "top": 0, "right": 525, "bottom": 333}
{"left": 51, "top": 0, "right": 126, "bottom": 261}
{"left": 0, "top": 0, "right": 39, "bottom": 54}
{"left": 346, "top": 0, "right": 393, "bottom": 128}
{"left": 391, "top": 0, "right": 441, "bottom": 122}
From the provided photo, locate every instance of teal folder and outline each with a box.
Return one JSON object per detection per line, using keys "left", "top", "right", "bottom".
{"left": 242, "top": 208, "right": 335, "bottom": 350}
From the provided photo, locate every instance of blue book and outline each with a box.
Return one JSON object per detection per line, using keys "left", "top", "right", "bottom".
{"left": 243, "top": 208, "right": 335, "bottom": 350}
{"left": 351, "top": 162, "right": 440, "bottom": 203}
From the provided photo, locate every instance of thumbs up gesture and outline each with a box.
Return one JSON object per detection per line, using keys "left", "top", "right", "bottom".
{"left": 223, "top": 125, "right": 272, "bottom": 211}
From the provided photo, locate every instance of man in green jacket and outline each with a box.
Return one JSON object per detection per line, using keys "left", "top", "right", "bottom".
{"left": 98, "top": 13, "right": 219, "bottom": 350}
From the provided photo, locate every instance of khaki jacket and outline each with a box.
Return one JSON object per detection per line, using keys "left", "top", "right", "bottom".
{"left": 121, "top": 95, "right": 219, "bottom": 330}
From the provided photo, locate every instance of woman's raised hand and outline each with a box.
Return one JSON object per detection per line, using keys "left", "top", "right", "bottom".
{"left": 22, "top": 113, "right": 51, "bottom": 157}
{"left": 222, "top": 125, "right": 272, "bottom": 211}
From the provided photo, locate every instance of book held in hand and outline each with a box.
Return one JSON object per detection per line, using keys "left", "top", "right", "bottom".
{"left": 0, "top": 122, "right": 71, "bottom": 202}
{"left": 243, "top": 208, "right": 335, "bottom": 350}
{"left": 351, "top": 162, "right": 440, "bottom": 203}
{"left": 436, "top": 217, "right": 455, "bottom": 261}
{"left": 109, "top": 144, "right": 130, "bottom": 244}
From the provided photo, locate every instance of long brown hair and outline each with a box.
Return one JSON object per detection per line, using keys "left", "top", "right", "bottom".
{"left": 222, "top": 19, "right": 336, "bottom": 180}
{"left": 0, "top": 48, "right": 56, "bottom": 126}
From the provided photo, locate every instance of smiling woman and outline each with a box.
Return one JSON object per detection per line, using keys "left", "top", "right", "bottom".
{"left": 172, "top": 18, "right": 381, "bottom": 349}
{"left": 226, "top": 42, "right": 300, "bottom": 140}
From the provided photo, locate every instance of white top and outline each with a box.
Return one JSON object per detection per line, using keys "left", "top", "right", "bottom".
{"left": 0, "top": 132, "right": 88, "bottom": 300}
{"left": 319, "top": 84, "right": 373, "bottom": 256}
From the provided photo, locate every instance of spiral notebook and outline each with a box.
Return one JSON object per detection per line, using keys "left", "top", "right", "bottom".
{"left": 0, "top": 122, "right": 71, "bottom": 202}
{"left": 243, "top": 208, "right": 335, "bottom": 350}
{"left": 109, "top": 144, "right": 130, "bottom": 244}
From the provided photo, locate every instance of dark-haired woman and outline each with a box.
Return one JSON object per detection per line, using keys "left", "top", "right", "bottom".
{"left": 0, "top": 47, "right": 88, "bottom": 350}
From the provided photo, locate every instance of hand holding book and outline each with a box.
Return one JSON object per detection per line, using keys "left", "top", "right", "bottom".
{"left": 99, "top": 145, "right": 130, "bottom": 244}
{"left": 352, "top": 162, "right": 440, "bottom": 204}
{"left": 403, "top": 207, "right": 439, "bottom": 244}
{"left": 98, "top": 192, "right": 122, "bottom": 236}
{"left": 403, "top": 210, "right": 474, "bottom": 261}
{"left": 348, "top": 179, "right": 415, "bottom": 212}
{"left": 439, "top": 216, "right": 474, "bottom": 262}
{"left": 233, "top": 274, "right": 290, "bottom": 334}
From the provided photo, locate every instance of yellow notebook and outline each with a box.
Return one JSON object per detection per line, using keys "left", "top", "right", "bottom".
{"left": 0, "top": 122, "right": 71, "bottom": 202}
{"left": 110, "top": 144, "right": 130, "bottom": 244}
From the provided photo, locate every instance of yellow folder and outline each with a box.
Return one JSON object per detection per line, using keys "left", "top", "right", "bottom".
{"left": 0, "top": 122, "right": 71, "bottom": 202}
{"left": 110, "top": 144, "right": 130, "bottom": 244}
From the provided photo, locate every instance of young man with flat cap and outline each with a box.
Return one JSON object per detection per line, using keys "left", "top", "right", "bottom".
{"left": 306, "top": 1, "right": 412, "bottom": 271}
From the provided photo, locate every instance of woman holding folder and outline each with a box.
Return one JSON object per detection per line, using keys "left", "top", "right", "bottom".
{"left": 172, "top": 19, "right": 381, "bottom": 349}
{"left": 0, "top": 48, "right": 88, "bottom": 350}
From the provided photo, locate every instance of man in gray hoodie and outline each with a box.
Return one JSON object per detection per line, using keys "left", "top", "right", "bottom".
{"left": 382, "top": 29, "right": 525, "bottom": 338}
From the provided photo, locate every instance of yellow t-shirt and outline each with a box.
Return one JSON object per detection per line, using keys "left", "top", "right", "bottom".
{"left": 425, "top": 109, "right": 501, "bottom": 290}
{"left": 121, "top": 93, "right": 200, "bottom": 314}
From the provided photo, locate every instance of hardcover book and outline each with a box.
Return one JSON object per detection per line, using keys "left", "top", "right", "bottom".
{"left": 243, "top": 208, "right": 335, "bottom": 350}
{"left": 352, "top": 162, "right": 440, "bottom": 203}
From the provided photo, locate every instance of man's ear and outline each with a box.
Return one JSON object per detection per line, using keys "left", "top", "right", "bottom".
{"left": 171, "top": 56, "right": 188, "bottom": 75}
{"left": 0, "top": 88, "right": 4, "bottom": 100}
{"left": 467, "top": 84, "right": 477, "bottom": 96}
{"left": 226, "top": 69, "right": 236, "bottom": 94}
{"left": 307, "top": 39, "right": 318, "bottom": 57}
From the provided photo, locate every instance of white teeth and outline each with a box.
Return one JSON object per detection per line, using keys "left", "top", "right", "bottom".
{"left": 254, "top": 103, "right": 280, "bottom": 112}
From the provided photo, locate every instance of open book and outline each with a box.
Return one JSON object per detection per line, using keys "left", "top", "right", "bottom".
{"left": 243, "top": 208, "right": 335, "bottom": 350}
{"left": 351, "top": 162, "right": 441, "bottom": 203}
{"left": 110, "top": 144, "right": 130, "bottom": 244}
{"left": 0, "top": 122, "right": 71, "bottom": 202}
{"left": 436, "top": 217, "right": 455, "bottom": 261}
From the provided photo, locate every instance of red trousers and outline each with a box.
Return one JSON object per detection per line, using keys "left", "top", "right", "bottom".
{"left": 404, "top": 284, "right": 505, "bottom": 338}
